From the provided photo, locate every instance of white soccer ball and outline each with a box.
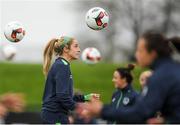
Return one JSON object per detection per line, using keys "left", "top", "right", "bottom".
{"left": 85, "top": 7, "right": 109, "bottom": 30}
{"left": 4, "top": 21, "right": 25, "bottom": 42}
{"left": 2, "top": 45, "right": 17, "bottom": 61}
{"left": 81, "top": 47, "right": 101, "bottom": 64}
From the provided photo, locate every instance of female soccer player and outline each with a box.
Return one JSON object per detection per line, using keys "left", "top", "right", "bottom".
{"left": 109, "top": 64, "right": 138, "bottom": 124}
{"left": 41, "top": 36, "right": 99, "bottom": 124}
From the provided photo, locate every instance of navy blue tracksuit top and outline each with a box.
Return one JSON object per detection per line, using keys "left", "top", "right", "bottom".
{"left": 41, "top": 57, "right": 84, "bottom": 123}
{"left": 101, "top": 58, "right": 180, "bottom": 123}
{"left": 109, "top": 84, "right": 139, "bottom": 124}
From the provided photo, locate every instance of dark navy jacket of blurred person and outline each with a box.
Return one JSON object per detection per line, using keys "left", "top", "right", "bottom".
{"left": 100, "top": 32, "right": 180, "bottom": 123}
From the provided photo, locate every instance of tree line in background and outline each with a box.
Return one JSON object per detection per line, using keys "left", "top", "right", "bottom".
{"left": 75, "top": 0, "right": 180, "bottom": 62}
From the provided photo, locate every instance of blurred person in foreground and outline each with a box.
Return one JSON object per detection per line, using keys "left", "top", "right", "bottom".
{"left": 0, "top": 93, "right": 25, "bottom": 123}
{"left": 77, "top": 31, "right": 180, "bottom": 123}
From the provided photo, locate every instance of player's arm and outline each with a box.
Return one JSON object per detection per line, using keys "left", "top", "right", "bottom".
{"left": 101, "top": 74, "right": 167, "bottom": 122}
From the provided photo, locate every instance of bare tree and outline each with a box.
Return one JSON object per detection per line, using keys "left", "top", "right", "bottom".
{"left": 75, "top": 0, "right": 180, "bottom": 62}
{"left": 162, "top": 0, "right": 180, "bottom": 35}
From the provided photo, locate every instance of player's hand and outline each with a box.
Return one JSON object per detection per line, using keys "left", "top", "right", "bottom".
{"left": 76, "top": 98, "right": 103, "bottom": 118}
{"left": 0, "top": 103, "right": 8, "bottom": 118}
{"left": 84, "top": 93, "right": 100, "bottom": 101}
{"left": 147, "top": 117, "right": 165, "bottom": 124}
{"left": 0, "top": 93, "right": 26, "bottom": 112}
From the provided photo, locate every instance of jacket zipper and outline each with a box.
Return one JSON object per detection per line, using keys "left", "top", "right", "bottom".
{"left": 113, "top": 91, "right": 123, "bottom": 124}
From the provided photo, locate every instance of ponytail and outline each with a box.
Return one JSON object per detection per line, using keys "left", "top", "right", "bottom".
{"left": 168, "top": 37, "right": 180, "bottom": 62}
{"left": 168, "top": 37, "right": 180, "bottom": 53}
{"left": 43, "top": 39, "right": 57, "bottom": 76}
{"left": 43, "top": 36, "right": 74, "bottom": 76}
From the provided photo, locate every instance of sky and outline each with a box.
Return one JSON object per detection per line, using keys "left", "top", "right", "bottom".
{"left": 0, "top": 0, "right": 138, "bottom": 63}
{"left": 0, "top": 0, "right": 79, "bottom": 63}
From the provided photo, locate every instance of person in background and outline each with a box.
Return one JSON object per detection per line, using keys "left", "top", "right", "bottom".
{"left": 108, "top": 64, "right": 139, "bottom": 124}
{"left": 139, "top": 70, "right": 153, "bottom": 89}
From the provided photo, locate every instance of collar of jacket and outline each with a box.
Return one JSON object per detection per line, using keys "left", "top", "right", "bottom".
{"left": 150, "top": 57, "right": 172, "bottom": 70}
{"left": 118, "top": 84, "right": 132, "bottom": 92}
{"left": 56, "top": 57, "right": 70, "bottom": 65}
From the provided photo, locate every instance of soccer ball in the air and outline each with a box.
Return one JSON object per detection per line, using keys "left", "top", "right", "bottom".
{"left": 81, "top": 47, "right": 101, "bottom": 64}
{"left": 2, "top": 45, "right": 17, "bottom": 61}
{"left": 4, "top": 21, "right": 25, "bottom": 42}
{"left": 85, "top": 7, "right": 109, "bottom": 30}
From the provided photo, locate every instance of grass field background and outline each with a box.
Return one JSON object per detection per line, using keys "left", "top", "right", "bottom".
{"left": 0, "top": 61, "right": 144, "bottom": 111}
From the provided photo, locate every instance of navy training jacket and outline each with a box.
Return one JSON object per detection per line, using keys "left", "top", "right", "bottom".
{"left": 101, "top": 58, "right": 180, "bottom": 123}
{"left": 41, "top": 57, "right": 84, "bottom": 123}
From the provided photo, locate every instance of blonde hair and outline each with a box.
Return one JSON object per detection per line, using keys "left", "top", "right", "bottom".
{"left": 43, "top": 37, "right": 73, "bottom": 76}
{"left": 139, "top": 70, "right": 153, "bottom": 87}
